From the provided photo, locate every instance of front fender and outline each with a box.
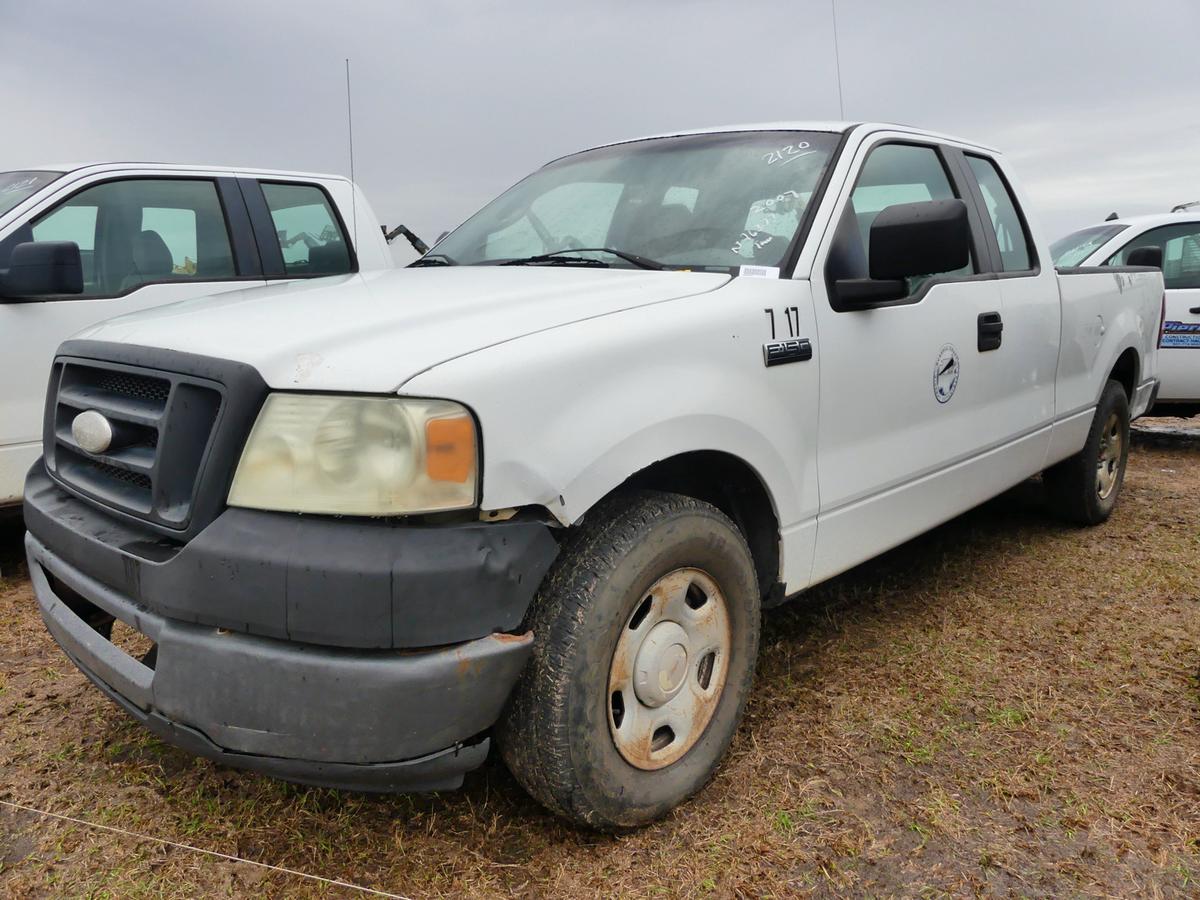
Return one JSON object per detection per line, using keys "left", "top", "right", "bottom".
{"left": 401, "top": 281, "right": 820, "bottom": 532}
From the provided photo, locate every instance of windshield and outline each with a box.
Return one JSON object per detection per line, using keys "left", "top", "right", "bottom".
{"left": 0, "top": 170, "right": 62, "bottom": 217}
{"left": 430, "top": 131, "right": 841, "bottom": 271}
{"left": 1050, "top": 223, "right": 1128, "bottom": 267}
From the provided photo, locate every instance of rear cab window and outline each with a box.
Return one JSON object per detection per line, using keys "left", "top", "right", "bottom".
{"left": 260, "top": 182, "right": 354, "bottom": 276}
{"left": 965, "top": 155, "right": 1035, "bottom": 272}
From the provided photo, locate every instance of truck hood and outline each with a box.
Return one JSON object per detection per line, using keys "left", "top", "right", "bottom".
{"left": 75, "top": 266, "right": 731, "bottom": 392}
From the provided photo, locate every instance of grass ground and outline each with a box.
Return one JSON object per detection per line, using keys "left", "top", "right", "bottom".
{"left": 1, "top": 422, "right": 1198, "bottom": 898}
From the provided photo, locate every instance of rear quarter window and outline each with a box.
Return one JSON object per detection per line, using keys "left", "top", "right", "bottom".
{"left": 260, "top": 182, "right": 353, "bottom": 276}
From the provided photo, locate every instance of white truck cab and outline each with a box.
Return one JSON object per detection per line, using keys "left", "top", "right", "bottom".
{"left": 0, "top": 163, "right": 391, "bottom": 508}
{"left": 1053, "top": 209, "right": 1200, "bottom": 415}
{"left": 23, "top": 123, "right": 1162, "bottom": 829}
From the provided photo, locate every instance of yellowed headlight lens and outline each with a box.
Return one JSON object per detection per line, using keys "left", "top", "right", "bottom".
{"left": 228, "top": 394, "right": 477, "bottom": 515}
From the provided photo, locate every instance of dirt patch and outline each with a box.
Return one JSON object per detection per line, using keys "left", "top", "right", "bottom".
{"left": 1, "top": 424, "right": 1198, "bottom": 897}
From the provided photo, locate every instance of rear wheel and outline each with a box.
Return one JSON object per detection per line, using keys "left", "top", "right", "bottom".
{"left": 1044, "top": 379, "right": 1130, "bottom": 525}
{"left": 496, "top": 490, "right": 760, "bottom": 830}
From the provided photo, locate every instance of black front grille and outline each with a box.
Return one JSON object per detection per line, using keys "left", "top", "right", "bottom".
{"left": 93, "top": 370, "right": 172, "bottom": 405}
{"left": 77, "top": 458, "right": 154, "bottom": 490}
{"left": 46, "top": 358, "right": 224, "bottom": 529}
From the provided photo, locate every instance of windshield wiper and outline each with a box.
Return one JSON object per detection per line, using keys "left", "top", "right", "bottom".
{"left": 500, "top": 248, "right": 668, "bottom": 270}
{"left": 409, "top": 253, "right": 456, "bottom": 267}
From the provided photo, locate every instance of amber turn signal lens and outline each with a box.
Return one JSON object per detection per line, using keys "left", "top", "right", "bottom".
{"left": 425, "top": 415, "right": 476, "bottom": 483}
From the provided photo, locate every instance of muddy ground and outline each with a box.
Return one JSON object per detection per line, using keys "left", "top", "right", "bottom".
{"left": 1, "top": 422, "right": 1198, "bottom": 898}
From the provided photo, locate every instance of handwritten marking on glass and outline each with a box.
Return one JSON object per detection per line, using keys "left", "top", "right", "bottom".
{"left": 763, "top": 143, "right": 813, "bottom": 166}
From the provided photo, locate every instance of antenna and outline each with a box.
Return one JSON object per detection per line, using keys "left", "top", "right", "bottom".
{"left": 830, "top": 0, "right": 845, "bottom": 119}
{"left": 344, "top": 58, "right": 359, "bottom": 252}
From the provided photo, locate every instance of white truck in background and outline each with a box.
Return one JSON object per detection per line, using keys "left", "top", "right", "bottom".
{"left": 1053, "top": 207, "right": 1200, "bottom": 417}
{"left": 0, "top": 164, "right": 393, "bottom": 508}
{"left": 23, "top": 123, "right": 1163, "bottom": 829}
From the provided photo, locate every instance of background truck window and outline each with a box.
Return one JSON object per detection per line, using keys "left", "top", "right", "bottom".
{"left": 966, "top": 155, "right": 1033, "bottom": 272}
{"left": 1050, "top": 224, "right": 1128, "bottom": 267}
{"left": 31, "top": 205, "right": 99, "bottom": 288}
{"left": 1106, "top": 222, "right": 1200, "bottom": 289}
{"left": 20, "top": 178, "right": 235, "bottom": 297}
{"left": 260, "top": 182, "right": 352, "bottom": 276}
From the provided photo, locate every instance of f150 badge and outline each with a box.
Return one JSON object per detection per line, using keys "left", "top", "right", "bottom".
{"left": 933, "top": 345, "right": 961, "bottom": 403}
{"left": 763, "top": 338, "right": 813, "bottom": 367}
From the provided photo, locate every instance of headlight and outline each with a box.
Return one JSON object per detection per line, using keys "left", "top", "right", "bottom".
{"left": 227, "top": 394, "right": 478, "bottom": 516}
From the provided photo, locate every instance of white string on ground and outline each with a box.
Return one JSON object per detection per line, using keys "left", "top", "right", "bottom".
{"left": 0, "top": 798, "right": 411, "bottom": 899}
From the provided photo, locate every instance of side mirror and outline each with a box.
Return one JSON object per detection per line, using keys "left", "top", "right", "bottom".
{"left": 0, "top": 241, "right": 84, "bottom": 300}
{"left": 835, "top": 199, "right": 971, "bottom": 308}
{"left": 1126, "top": 246, "right": 1163, "bottom": 269}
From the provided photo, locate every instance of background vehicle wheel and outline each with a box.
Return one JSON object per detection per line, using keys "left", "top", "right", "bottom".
{"left": 1044, "top": 379, "right": 1130, "bottom": 525}
{"left": 496, "top": 490, "right": 760, "bottom": 830}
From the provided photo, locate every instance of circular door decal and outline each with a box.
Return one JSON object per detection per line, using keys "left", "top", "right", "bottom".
{"left": 933, "top": 344, "right": 961, "bottom": 404}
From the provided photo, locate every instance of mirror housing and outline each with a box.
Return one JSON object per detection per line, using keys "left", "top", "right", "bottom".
{"left": 834, "top": 199, "right": 971, "bottom": 309}
{"left": 0, "top": 241, "right": 84, "bottom": 300}
{"left": 1126, "top": 245, "right": 1163, "bottom": 269}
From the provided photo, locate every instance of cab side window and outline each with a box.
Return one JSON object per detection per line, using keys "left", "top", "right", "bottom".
{"left": 26, "top": 179, "right": 235, "bottom": 297}
{"left": 260, "top": 183, "right": 353, "bottom": 276}
{"left": 828, "top": 143, "right": 974, "bottom": 301}
{"left": 1106, "top": 223, "right": 1200, "bottom": 289}
{"left": 965, "top": 155, "right": 1033, "bottom": 272}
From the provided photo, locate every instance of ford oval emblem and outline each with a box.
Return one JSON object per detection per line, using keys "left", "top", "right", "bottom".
{"left": 72, "top": 410, "right": 114, "bottom": 455}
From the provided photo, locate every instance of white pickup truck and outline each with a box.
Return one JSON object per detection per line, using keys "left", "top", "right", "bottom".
{"left": 1053, "top": 209, "right": 1200, "bottom": 416}
{"left": 0, "top": 163, "right": 392, "bottom": 509}
{"left": 23, "top": 123, "right": 1162, "bottom": 830}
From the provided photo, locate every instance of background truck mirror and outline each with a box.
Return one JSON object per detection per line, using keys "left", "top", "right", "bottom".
{"left": 1126, "top": 245, "right": 1163, "bottom": 269}
{"left": 869, "top": 199, "right": 970, "bottom": 281}
{"left": 0, "top": 241, "right": 84, "bottom": 300}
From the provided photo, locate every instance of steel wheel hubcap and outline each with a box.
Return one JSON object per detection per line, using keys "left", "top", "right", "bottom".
{"left": 1096, "top": 412, "right": 1123, "bottom": 500}
{"left": 608, "top": 568, "right": 731, "bottom": 770}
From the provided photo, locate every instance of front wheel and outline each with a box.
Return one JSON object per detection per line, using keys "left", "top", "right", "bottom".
{"left": 496, "top": 490, "right": 760, "bottom": 830}
{"left": 1044, "top": 379, "right": 1130, "bottom": 525}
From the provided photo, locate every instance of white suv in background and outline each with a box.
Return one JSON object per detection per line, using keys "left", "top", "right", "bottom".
{"left": 0, "top": 164, "right": 392, "bottom": 508}
{"left": 1053, "top": 207, "right": 1200, "bottom": 417}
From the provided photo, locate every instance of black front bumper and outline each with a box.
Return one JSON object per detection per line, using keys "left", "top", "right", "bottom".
{"left": 24, "top": 466, "right": 559, "bottom": 792}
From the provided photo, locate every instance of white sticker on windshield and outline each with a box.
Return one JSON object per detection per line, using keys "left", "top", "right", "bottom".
{"left": 740, "top": 265, "right": 781, "bottom": 279}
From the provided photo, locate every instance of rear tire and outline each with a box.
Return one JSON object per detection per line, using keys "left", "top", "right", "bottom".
{"left": 1044, "top": 379, "right": 1130, "bottom": 525}
{"left": 496, "top": 490, "right": 760, "bottom": 830}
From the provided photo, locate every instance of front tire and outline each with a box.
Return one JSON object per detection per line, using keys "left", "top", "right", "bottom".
{"left": 1044, "top": 379, "right": 1130, "bottom": 525}
{"left": 496, "top": 490, "right": 760, "bottom": 830}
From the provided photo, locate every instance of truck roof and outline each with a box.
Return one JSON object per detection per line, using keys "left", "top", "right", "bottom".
{"left": 577, "top": 121, "right": 1001, "bottom": 157}
{"left": 1103, "top": 211, "right": 1200, "bottom": 229}
{"left": 10, "top": 161, "right": 351, "bottom": 183}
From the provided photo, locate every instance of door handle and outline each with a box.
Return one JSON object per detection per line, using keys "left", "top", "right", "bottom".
{"left": 977, "top": 311, "right": 1003, "bottom": 352}
{"left": 1189, "top": 306, "right": 1200, "bottom": 315}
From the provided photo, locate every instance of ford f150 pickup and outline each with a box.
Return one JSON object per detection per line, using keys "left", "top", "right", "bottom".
{"left": 1053, "top": 209, "right": 1199, "bottom": 416}
{"left": 0, "top": 163, "right": 393, "bottom": 509}
{"left": 23, "top": 123, "right": 1163, "bottom": 829}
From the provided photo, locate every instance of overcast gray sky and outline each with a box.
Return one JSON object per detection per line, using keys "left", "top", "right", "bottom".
{"left": 3, "top": 0, "right": 1197, "bottom": 263}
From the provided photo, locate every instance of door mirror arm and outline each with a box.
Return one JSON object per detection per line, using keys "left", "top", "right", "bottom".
{"left": 833, "top": 278, "right": 909, "bottom": 308}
